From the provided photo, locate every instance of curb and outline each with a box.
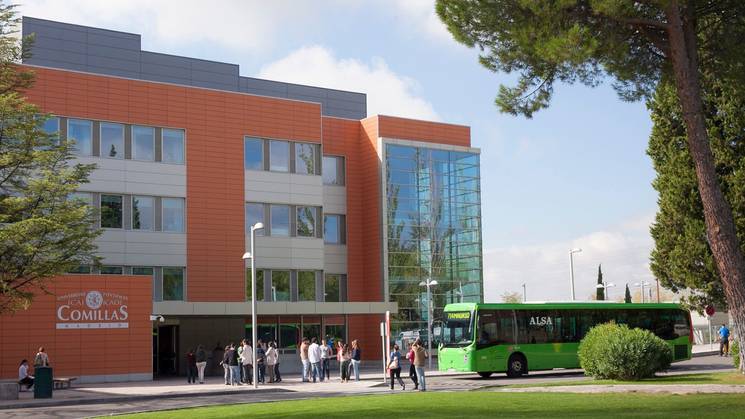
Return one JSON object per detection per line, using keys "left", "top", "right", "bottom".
{"left": 0, "top": 387, "right": 291, "bottom": 410}
{"left": 692, "top": 350, "right": 719, "bottom": 358}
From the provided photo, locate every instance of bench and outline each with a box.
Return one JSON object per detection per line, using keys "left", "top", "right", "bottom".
{"left": 53, "top": 377, "right": 78, "bottom": 390}
{"left": 0, "top": 381, "right": 19, "bottom": 400}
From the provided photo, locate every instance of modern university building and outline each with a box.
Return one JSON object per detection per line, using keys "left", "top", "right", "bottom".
{"left": 0, "top": 17, "right": 483, "bottom": 382}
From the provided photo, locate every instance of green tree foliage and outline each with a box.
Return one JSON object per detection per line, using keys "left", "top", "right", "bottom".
{"left": 578, "top": 323, "right": 672, "bottom": 380}
{"left": 625, "top": 284, "right": 632, "bottom": 304}
{"left": 596, "top": 265, "right": 604, "bottom": 301}
{"left": 0, "top": 4, "right": 99, "bottom": 313}
{"left": 648, "top": 77, "right": 745, "bottom": 312}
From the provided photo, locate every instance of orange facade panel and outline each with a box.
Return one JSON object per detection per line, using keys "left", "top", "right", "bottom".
{"left": 0, "top": 275, "right": 152, "bottom": 381}
{"left": 377, "top": 115, "right": 471, "bottom": 147}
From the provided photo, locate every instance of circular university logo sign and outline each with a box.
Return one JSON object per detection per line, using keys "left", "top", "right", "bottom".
{"left": 85, "top": 291, "right": 104, "bottom": 310}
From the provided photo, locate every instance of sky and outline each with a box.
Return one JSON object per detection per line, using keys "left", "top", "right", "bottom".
{"left": 19, "top": 0, "right": 660, "bottom": 302}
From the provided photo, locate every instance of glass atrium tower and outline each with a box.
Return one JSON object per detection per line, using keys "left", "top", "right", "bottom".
{"left": 383, "top": 142, "right": 483, "bottom": 342}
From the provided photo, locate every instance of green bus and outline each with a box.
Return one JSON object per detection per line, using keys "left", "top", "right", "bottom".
{"left": 438, "top": 302, "right": 693, "bottom": 378}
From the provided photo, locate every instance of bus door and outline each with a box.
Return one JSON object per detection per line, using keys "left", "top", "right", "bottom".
{"left": 475, "top": 310, "right": 514, "bottom": 371}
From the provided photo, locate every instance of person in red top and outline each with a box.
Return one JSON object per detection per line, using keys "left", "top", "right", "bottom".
{"left": 406, "top": 344, "right": 418, "bottom": 390}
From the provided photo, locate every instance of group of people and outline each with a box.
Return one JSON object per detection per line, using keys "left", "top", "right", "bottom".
{"left": 205, "top": 340, "right": 281, "bottom": 386}
{"left": 298, "top": 337, "right": 361, "bottom": 383}
{"left": 389, "top": 338, "right": 428, "bottom": 391}
{"left": 18, "top": 347, "right": 51, "bottom": 391}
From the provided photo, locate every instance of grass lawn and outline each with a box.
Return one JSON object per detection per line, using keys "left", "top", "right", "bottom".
{"left": 498, "top": 372, "right": 745, "bottom": 388}
{"left": 114, "top": 391, "right": 745, "bottom": 419}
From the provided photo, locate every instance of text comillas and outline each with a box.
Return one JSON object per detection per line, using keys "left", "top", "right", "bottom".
{"left": 56, "top": 290, "right": 129, "bottom": 329}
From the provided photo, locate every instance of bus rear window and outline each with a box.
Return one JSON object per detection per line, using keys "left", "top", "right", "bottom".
{"left": 442, "top": 311, "right": 473, "bottom": 347}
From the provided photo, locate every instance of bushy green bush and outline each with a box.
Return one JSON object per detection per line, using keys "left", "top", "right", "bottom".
{"left": 732, "top": 340, "right": 740, "bottom": 369}
{"left": 578, "top": 322, "right": 672, "bottom": 380}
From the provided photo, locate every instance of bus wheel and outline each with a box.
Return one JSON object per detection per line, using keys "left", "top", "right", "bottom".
{"left": 477, "top": 372, "right": 493, "bottom": 378}
{"left": 506, "top": 354, "right": 527, "bottom": 378}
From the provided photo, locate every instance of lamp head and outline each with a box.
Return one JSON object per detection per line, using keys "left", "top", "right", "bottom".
{"left": 242, "top": 252, "right": 252, "bottom": 260}
{"left": 252, "top": 222, "right": 264, "bottom": 231}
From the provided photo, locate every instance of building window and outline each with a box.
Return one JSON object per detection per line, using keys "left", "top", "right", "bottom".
{"left": 296, "top": 206, "right": 317, "bottom": 237}
{"left": 324, "top": 274, "right": 345, "bottom": 302}
{"left": 247, "top": 269, "right": 265, "bottom": 301}
{"left": 163, "top": 267, "right": 185, "bottom": 301}
{"left": 244, "top": 137, "right": 263, "bottom": 170}
{"left": 162, "top": 198, "right": 185, "bottom": 232}
{"left": 295, "top": 143, "right": 315, "bottom": 175}
{"left": 269, "top": 140, "right": 289, "bottom": 172}
{"left": 42, "top": 117, "right": 59, "bottom": 136}
{"left": 132, "top": 267, "right": 154, "bottom": 275}
{"left": 100, "top": 266, "right": 123, "bottom": 275}
{"left": 162, "top": 129, "right": 185, "bottom": 164}
{"left": 67, "top": 265, "right": 91, "bottom": 274}
{"left": 298, "top": 271, "right": 316, "bottom": 301}
{"left": 270, "top": 205, "right": 290, "bottom": 236}
{"left": 68, "top": 119, "right": 92, "bottom": 156}
{"left": 132, "top": 126, "right": 155, "bottom": 161}
{"left": 100, "top": 194, "right": 123, "bottom": 228}
{"left": 324, "top": 214, "right": 344, "bottom": 244}
{"left": 271, "top": 270, "right": 290, "bottom": 301}
{"left": 245, "top": 202, "right": 265, "bottom": 235}
{"left": 323, "top": 155, "right": 344, "bottom": 185}
{"left": 100, "top": 122, "right": 124, "bottom": 159}
{"left": 132, "top": 196, "right": 154, "bottom": 230}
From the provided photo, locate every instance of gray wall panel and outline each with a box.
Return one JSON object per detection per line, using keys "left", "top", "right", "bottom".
{"left": 22, "top": 16, "right": 367, "bottom": 119}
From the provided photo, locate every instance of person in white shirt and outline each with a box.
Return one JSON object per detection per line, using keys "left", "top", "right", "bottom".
{"left": 265, "top": 342, "right": 278, "bottom": 383}
{"left": 308, "top": 337, "right": 322, "bottom": 382}
{"left": 240, "top": 340, "right": 253, "bottom": 385}
{"left": 18, "top": 359, "right": 34, "bottom": 390}
{"left": 320, "top": 338, "right": 331, "bottom": 381}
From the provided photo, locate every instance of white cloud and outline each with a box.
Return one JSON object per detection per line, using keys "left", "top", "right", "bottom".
{"left": 389, "top": 0, "right": 452, "bottom": 43}
{"left": 484, "top": 212, "right": 657, "bottom": 303}
{"left": 19, "top": 0, "right": 315, "bottom": 52}
{"left": 257, "top": 45, "right": 439, "bottom": 120}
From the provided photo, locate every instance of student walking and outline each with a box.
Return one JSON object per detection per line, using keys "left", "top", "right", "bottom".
{"left": 186, "top": 348, "right": 197, "bottom": 384}
{"left": 308, "top": 337, "right": 322, "bottom": 382}
{"left": 340, "top": 344, "right": 352, "bottom": 383}
{"left": 18, "top": 359, "right": 34, "bottom": 391}
{"left": 406, "top": 344, "right": 418, "bottom": 390}
{"left": 266, "top": 341, "right": 278, "bottom": 383}
{"left": 350, "top": 340, "right": 361, "bottom": 381}
{"left": 241, "top": 340, "right": 253, "bottom": 385}
{"left": 300, "top": 338, "right": 310, "bottom": 382}
{"left": 412, "top": 338, "right": 427, "bottom": 391}
{"left": 274, "top": 347, "right": 282, "bottom": 383}
{"left": 320, "top": 338, "right": 331, "bottom": 381}
{"left": 719, "top": 324, "right": 731, "bottom": 356}
{"left": 388, "top": 344, "right": 405, "bottom": 390}
{"left": 195, "top": 345, "right": 207, "bottom": 384}
{"left": 221, "top": 345, "right": 231, "bottom": 385}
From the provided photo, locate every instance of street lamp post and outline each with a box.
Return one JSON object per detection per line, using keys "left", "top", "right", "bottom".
{"left": 633, "top": 281, "right": 651, "bottom": 303}
{"left": 595, "top": 282, "right": 616, "bottom": 300}
{"left": 569, "top": 248, "right": 582, "bottom": 300}
{"left": 419, "top": 279, "right": 438, "bottom": 371}
{"left": 242, "top": 222, "right": 264, "bottom": 390}
{"left": 521, "top": 283, "right": 527, "bottom": 302}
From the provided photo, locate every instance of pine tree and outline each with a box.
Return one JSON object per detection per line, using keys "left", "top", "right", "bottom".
{"left": 596, "top": 264, "right": 604, "bottom": 301}
{"left": 0, "top": 4, "right": 100, "bottom": 314}
{"left": 625, "top": 284, "right": 632, "bottom": 304}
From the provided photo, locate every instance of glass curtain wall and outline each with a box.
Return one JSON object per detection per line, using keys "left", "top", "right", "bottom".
{"left": 385, "top": 143, "right": 483, "bottom": 342}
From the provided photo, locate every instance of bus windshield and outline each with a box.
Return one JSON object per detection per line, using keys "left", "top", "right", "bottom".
{"left": 442, "top": 311, "right": 473, "bottom": 347}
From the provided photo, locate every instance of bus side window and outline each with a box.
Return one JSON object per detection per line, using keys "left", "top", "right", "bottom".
{"left": 477, "top": 311, "right": 498, "bottom": 345}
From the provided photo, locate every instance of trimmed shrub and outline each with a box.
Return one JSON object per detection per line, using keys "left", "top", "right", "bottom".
{"left": 578, "top": 322, "right": 672, "bottom": 380}
{"left": 732, "top": 340, "right": 740, "bottom": 370}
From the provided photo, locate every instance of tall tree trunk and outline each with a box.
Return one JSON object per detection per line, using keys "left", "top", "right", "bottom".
{"left": 666, "top": 2, "right": 745, "bottom": 372}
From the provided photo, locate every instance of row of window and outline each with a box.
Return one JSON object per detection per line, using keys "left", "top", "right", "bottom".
{"left": 250, "top": 270, "right": 347, "bottom": 303}
{"left": 71, "top": 192, "right": 185, "bottom": 232}
{"left": 244, "top": 137, "right": 345, "bottom": 185}
{"left": 68, "top": 265, "right": 185, "bottom": 301}
{"left": 245, "top": 202, "right": 346, "bottom": 243}
{"left": 47, "top": 118, "right": 186, "bottom": 164}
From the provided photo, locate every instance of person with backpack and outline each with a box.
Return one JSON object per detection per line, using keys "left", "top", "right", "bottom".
{"left": 227, "top": 343, "right": 241, "bottom": 385}
{"left": 719, "top": 324, "right": 731, "bottom": 356}
{"left": 34, "top": 347, "right": 50, "bottom": 368}
{"left": 195, "top": 345, "right": 207, "bottom": 384}
{"left": 388, "top": 344, "right": 405, "bottom": 390}
{"left": 350, "top": 340, "right": 361, "bottom": 381}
